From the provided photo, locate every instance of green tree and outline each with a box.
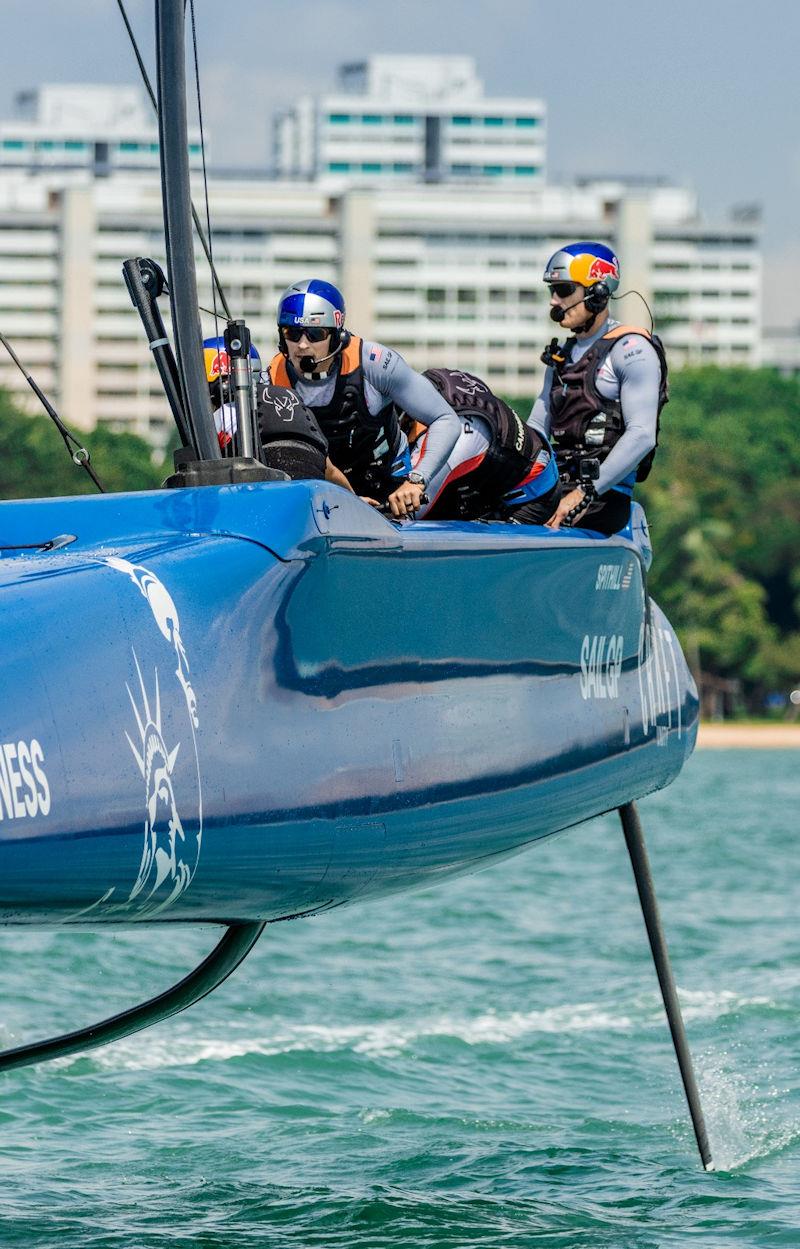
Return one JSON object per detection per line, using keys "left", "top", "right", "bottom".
{"left": 0, "top": 389, "right": 167, "bottom": 499}
{"left": 640, "top": 368, "right": 800, "bottom": 703}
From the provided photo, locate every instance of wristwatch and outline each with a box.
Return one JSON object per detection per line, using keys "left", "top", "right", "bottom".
{"left": 407, "top": 471, "right": 426, "bottom": 487}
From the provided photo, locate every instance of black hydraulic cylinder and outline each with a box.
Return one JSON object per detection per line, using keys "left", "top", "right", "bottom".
{"left": 122, "top": 257, "right": 193, "bottom": 450}
{"left": 619, "top": 800, "right": 714, "bottom": 1170}
{"left": 224, "top": 319, "right": 259, "bottom": 460}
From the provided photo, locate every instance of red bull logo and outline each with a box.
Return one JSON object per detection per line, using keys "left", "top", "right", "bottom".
{"left": 206, "top": 349, "right": 230, "bottom": 380}
{"left": 587, "top": 257, "right": 619, "bottom": 281}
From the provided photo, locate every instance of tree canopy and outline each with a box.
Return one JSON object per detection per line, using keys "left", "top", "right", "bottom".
{"left": 0, "top": 390, "right": 166, "bottom": 499}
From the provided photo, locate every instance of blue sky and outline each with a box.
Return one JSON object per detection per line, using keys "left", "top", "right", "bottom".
{"left": 4, "top": 0, "right": 798, "bottom": 326}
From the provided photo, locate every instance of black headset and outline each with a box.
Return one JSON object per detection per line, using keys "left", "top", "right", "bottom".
{"left": 583, "top": 281, "right": 611, "bottom": 314}
{"left": 549, "top": 280, "right": 612, "bottom": 325}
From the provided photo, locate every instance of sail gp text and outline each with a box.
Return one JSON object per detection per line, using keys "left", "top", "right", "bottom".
{"left": 580, "top": 634, "right": 624, "bottom": 700}
{"left": 0, "top": 739, "right": 51, "bottom": 820}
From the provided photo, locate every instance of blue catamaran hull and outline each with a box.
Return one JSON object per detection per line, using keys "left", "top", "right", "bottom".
{"left": 0, "top": 480, "right": 697, "bottom": 927}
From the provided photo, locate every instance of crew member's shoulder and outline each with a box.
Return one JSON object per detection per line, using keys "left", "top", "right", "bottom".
{"left": 606, "top": 327, "right": 660, "bottom": 370}
{"left": 360, "top": 339, "right": 403, "bottom": 381}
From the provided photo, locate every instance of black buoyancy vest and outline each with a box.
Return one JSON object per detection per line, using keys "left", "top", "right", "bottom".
{"left": 423, "top": 368, "right": 548, "bottom": 513}
{"left": 545, "top": 326, "right": 668, "bottom": 484}
{"left": 268, "top": 337, "right": 404, "bottom": 497}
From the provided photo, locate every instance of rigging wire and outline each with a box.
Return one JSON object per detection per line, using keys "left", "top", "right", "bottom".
{"left": 0, "top": 333, "right": 107, "bottom": 494}
{"left": 114, "top": 0, "right": 233, "bottom": 321}
{"left": 188, "top": 0, "right": 222, "bottom": 395}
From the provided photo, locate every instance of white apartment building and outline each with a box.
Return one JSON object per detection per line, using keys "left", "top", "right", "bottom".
{"left": 0, "top": 166, "right": 761, "bottom": 453}
{"left": 761, "top": 324, "right": 800, "bottom": 376}
{"left": 274, "top": 56, "right": 547, "bottom": 187}
{"left": 0, "top": 72, "right": 761, "bottom": 455}
{"left": 0, "top": 85, "right": 202, "bottom": 177}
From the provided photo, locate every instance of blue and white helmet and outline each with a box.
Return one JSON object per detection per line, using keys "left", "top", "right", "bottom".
{"left": 277, "top": 279, "right": 346, "bottom": 331}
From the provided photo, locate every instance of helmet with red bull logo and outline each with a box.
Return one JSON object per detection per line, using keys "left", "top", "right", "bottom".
{"left": 543, "top": 242, "right": 621, "bottom": 295}
{"left": 203, "top": 335, "right": 261, "bottom": 382}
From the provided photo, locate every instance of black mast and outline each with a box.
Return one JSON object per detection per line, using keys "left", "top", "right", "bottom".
{"left": 155, "top": 0, "right": 219, "bottom": 461}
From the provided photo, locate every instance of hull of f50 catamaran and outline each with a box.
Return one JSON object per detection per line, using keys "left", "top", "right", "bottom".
{"left": 0, "top": 480, "right": 697, "bottom": 927}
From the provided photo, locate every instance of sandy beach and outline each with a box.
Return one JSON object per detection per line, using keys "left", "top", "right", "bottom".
{"left": 697, "top": 722, "right": 800, "bottom": 748}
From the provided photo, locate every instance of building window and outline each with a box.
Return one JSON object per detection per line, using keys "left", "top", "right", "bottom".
{"left": 451, "top": 116, "right": 473, "bottom": 126}
{"left": 484, "top": 117, "right": 505, "bottom": 126}
{"left": 514, "top": 166, "right": 537, "bottom": 176}
{"left": 483, "top": 165, "right": 504, "bottom": 176}
{"left": 392, "top": 162, "right": 414, "bottom": 173}
{"left": 361, "top": 162, "right": 382, "bottom": 172}
{"left": 37, "top": 140, "right": 56, "bottom": 150}
{"left": 393, "top": 115, "right": 415, "bottom": 125}
{"left": 2, "top": 139, "right": 27, "bottom": 150}
{"left": 515, "top": 117, "right": 538, "bottom": 127}
{"left": 362, "top": 115, "right": 383, "bottom": 125}
{"left": 450, "top": 164, "right": 474, "bottom": 176}
{"left": 328, "top": 161, "right": 351, "bottom": 172}
{"left": 64, "top": 140, "right": 86, "bottom": 151}
{"left": 329, "top": 114, "right": 350, "bottom": 124}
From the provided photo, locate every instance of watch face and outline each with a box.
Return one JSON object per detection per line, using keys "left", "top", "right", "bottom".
{"left": 408, "top": 472, "right": 425, "bottom": 486}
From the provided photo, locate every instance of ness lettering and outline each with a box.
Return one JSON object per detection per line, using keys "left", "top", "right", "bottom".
{"left": 0, "top": 739, "right": 51, "bottom": 821}
{"left": 580, "top": 634, "right": 624, "bottom": 700}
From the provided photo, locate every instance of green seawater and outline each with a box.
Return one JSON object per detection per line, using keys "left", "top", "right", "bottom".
{"left": 0, "top": 750, "right": 798, "bottom": 1248}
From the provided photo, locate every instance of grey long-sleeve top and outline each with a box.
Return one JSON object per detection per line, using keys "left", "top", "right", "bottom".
{"left": 286, "top": 340, "right": 462, "bottom": 484}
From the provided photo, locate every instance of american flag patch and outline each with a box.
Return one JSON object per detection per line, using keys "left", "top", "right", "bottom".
{"left": 369, "top": 346, "right": 382, "bottom": 363}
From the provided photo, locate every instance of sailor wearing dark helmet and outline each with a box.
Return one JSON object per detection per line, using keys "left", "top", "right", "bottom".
{"left": 265, "top": 279, "right": 462, "bottom": 518}
{"left": 529, "top": 242, "right": 668, "bottom": 536}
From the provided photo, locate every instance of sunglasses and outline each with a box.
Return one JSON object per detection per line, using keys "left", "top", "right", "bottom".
{"left": 282, "top": 325, "right": 330, "bottom": 344}
{"left": 549, "top": 282, "right": 580, "bottom": 299}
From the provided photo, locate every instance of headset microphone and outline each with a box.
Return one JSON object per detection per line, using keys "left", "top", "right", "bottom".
{"left": 298, "top": 341, "right": 343, "bottom": 375}
{"left": 549, "top": 283, "right": 610, "bottom": 324}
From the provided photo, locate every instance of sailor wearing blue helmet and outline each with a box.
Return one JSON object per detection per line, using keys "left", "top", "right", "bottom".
{"left": 266, "top": 278, "right": 462, "bottom": 518}
{"left": 530, "top": 242, "right": 668, "bottom": 535}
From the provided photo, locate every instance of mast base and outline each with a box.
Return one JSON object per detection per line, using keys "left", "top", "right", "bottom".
{"left": 165, "top": 454, "right": 288, "bottom": 488}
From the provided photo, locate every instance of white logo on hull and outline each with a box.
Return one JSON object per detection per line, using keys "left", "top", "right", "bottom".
{"left": 637, "top": 615, "right": 683, "bottom": 746}
{"left": 97, "top": 557, "right": 203, "bottom": 916}
{"left": 580, "top": 634, "right": 624, "bottom": 700}
{"left": 0, "top": 739, "right": 50, "bottom": 821}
